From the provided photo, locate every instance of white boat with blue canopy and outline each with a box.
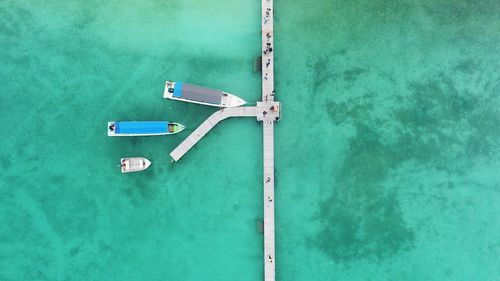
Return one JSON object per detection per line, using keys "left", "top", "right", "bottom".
{"left": 163, "top": 81, "right": 246, "bottom": 107}
{"left": 108, "top": 121, "right": 185, "bottom": 136}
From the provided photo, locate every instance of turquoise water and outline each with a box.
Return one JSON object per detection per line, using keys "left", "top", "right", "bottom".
{"left": 1, "top": 0, "right": 499, "bottom": 280}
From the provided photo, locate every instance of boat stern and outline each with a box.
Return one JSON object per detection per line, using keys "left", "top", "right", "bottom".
{"left": 163, "top": 81, "right": 176, "bottom": 99}
{"left": 120, "top": 158, "right": 127, "bottom": 173}
{"left": 107, "top": 122, "right": 117, "bottom": 136}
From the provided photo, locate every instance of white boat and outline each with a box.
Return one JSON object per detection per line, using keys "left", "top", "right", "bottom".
{"left": 108, "top": 121, "right": 185, "bottom": 137}
{"left": 163, "top": 81, "right": 246, "bottom": 107}
{"left": 120, "top": 157, "right": 151, "bottom": 173}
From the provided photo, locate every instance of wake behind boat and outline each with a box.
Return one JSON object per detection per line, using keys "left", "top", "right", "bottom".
{"left": 120, "top": 157, "right": 151, "bottom": 173}
{"left": 108, "top": 121, "right": 185, "bottom": 136}
{"left": 163, "top": 81, "right": 246, "bottom": 107}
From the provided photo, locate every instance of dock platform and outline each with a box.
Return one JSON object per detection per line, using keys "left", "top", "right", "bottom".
{"left": 261, "top": 0, "right": 276, "bottom": 280}
{"left": 170, "top": 107, "right": 258, "bottom": 161}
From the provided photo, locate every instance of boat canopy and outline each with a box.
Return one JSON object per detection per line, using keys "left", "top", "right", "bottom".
{"left": 173, "top": 82, "right": 222, "bottom": 105}
{"left": 173, "top": 82, "right": 183, "bottom": 98}
{"left": 115, "top": 121, "right": 168, "bottom": 134}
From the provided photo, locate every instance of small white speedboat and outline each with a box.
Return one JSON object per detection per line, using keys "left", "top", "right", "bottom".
{"left": 120, "top": 157, "right": 151, "bottom": 173}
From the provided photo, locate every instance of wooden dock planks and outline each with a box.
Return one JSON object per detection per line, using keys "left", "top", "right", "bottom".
{"left": 170, "top": 107, "right": 258, "bottom": 161}
{"left": 261, "top": 0, "right": 276, "bottom": 280}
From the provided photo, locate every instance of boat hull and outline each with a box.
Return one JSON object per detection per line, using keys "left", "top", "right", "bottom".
{"left": 121, "top": 157, "right": 152, "bottom": 173}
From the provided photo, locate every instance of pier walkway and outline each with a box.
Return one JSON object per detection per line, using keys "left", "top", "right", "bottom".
{"left": 170, "top": 101, "right": 280, "bottom": 162}
{"left": 170, "top": 106, "right": 258, "bottom": 161}
{"left": 169, "top": 0, "right": 278, "bottom": 280}
{"left": 261, "top": 0, "right": 276, "bottom": 280}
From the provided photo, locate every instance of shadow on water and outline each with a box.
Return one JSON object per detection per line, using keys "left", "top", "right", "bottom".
{"left": 121, "top": 169, "right": 158, "bottom": 205}
{"left": 316, "top": 58, "right": 500, "bottom": 262}
{"left": 315, "top": 121, "right": 415, "bottom": 262}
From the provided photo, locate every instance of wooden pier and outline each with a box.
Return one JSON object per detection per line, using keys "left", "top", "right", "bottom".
{"left": 170, "top": 107, "right": 258, "bottom": 161}
{"left": 261, "top": 0, "right": 276, "bottom": 280}
{"left": 169, "top": 0, "right": 278, "bottom": 280}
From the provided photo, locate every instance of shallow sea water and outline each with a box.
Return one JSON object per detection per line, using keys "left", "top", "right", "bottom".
{"left": 1, "top": 0, "right": 499, "bottom": 280}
